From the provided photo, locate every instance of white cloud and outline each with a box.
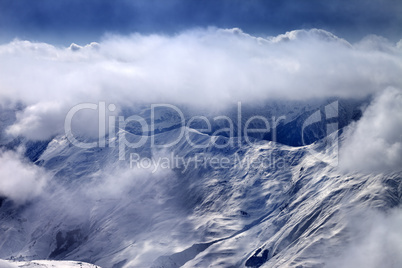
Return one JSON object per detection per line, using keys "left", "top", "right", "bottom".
{"left": 327, "top": 209, "right": 402, "bottom": 268}
{"left": 340, "top": 88, "right": 402, "bottom": 173}
{"left": 0, "top": 149, "right": 50, "bottom": 204}
{"left": 0, "top": 28, "right": 401, "bottom": 140}
{"left": 6, "top": 102, "right": 65, "bottom": 140}
{"left": 87, "top": 162, "right": 174, "bottom": 199}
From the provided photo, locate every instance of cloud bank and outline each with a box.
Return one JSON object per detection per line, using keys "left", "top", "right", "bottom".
{"left": 0, "top": 149, "right": 50, "bottom": 204}
{"left": 340, "top": 88, "right": 402, "bottom": 173}
{"left": 327, "top": 209, "right": 402, "bottom": 268}
{"left": 0, "top": 28, "right": 401, "bottom": 141}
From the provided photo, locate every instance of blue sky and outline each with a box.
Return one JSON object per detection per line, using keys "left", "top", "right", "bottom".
{"left": 0, "top": 0, "right": 401, "bottom": 45}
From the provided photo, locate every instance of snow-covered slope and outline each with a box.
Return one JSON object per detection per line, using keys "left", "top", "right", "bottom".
{"left": 0, "top": 100, "right": 401, "bottom": 268}
{"left": 0, "top": 259, "right": 101, "bottom": 268}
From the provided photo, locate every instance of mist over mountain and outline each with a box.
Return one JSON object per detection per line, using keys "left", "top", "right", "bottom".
{"left": 1, "top": 1, "right": 402, "bottom": 267}
{"left": 0, "top": 88, "right": 401, "bottom": 267}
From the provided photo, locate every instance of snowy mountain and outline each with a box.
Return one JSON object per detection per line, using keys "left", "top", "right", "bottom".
{"left": 1, "top": 97, "right": 401, "bottom": 268}
{"left": 1, "top": 0, "right": 401, "bottom": 266}
{"left": 0, "top": 259, "right": 101, "bottom": 268}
